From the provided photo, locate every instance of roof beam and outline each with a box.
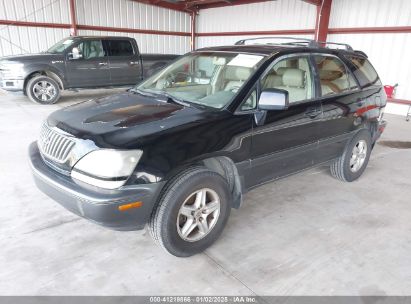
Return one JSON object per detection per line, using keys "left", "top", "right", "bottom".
{"left": 133, "top": 0, "right": 274, "bottom": 12}
{"left": 132, "top": 0, "right": 189, "bottom": 12}
{"left": 302, "top": 0, "right": 321, "bottom": 6}
{"left": 69, "top": 0, "right": 78, "bottom": 36}
{"left": 314, "top": 0, "right": 332, "bottom": 42}
{"left": 199, "top": 0, "right": 271, "bottom": 9}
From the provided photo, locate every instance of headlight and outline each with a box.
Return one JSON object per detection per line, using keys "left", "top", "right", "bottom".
{"left": 71, "top": 149, "right": 143, "bottom": 189}
{"left": 0, "top": 62, "right": 25, "bottom": 78}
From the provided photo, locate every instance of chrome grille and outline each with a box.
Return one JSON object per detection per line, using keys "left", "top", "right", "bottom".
{"left": 38, "top": 122, "right": 75, "bottom": 163}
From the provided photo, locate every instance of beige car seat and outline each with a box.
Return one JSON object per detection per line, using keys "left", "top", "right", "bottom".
{"left": 263, "top": 67, "right": 287, "bottom": 89}
{"left": 224, "top": 67, "right": 252, "bottom": 92}
{"left": 276, "top": 68, "right": 307, "bottom": 102}
{"left": 88, "top": 45, "right": 98, "bottom": 59}
{"left": 319, "top": 70, "right": 344, "bottom": 95}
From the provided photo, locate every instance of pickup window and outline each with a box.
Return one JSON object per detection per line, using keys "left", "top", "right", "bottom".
{"left": 77, "top": 40, "right": 105, "bottom": 59}
{"left": 106, "top": 40, "right": 134, "bottom": 56}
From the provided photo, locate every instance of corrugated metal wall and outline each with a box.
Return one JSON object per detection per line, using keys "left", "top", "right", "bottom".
{"left": 0, "top": 25, "right": 69, "bottom": 56}
{"left": 196, "top": 0, "right": 316, "bottom": 48}
{"left": 0, "top": 0, "right": 71, "bottom": 55}
{"left": 0, "top": 0, "right": 190, "bottom": 56}
{"left": 329, "top": 0, "right": 411, "bottom": 28}
{"left": 76, "top": 0, "right": 189, "bottom": 32}
{"left": 328, "top": 0, "right": 411, "bottom": 101}
{"left": 75, "top": 0, "right": 190, "bottom": 54}
{"left": 0, "top": 0, "right": 71, "bottom": 23}
{"left": 197, "top": 34, "right": 314, "bottom": 49}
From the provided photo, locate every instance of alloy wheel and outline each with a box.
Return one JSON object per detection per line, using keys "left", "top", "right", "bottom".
{"left": 32, "top": 80, "right": 57, "bottom": 102}
{"left": 176, "top": 188, "right": 221, "bottom": 242}
{"left": 350, "top": 139, "right": 367, "bottom": 172}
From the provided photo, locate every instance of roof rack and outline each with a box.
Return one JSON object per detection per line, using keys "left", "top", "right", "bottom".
{"left": 354, "top": 50, "right": 368, "bottom": 58}
{"left": 234, "top": 37, "right": 320, "bottom": 48}
{"left": 234, "top": 36, "right": 354, "bottom": 51}
{"left": 317, "top": 41, "right": 353, "bottom": 51}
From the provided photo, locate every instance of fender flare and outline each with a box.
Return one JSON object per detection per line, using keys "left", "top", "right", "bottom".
{"left": 24, "top": 64, "right": 67, "bottom": 90}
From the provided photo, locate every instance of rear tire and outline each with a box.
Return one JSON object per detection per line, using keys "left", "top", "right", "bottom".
{"left": 26, "top": 75, "right": 60, "bottom": 104}
{"left": 149, "top": 167, "right": 231, "bottom": 257}
{"left": 330, "top": 129, "right": 372, "bottom": 182}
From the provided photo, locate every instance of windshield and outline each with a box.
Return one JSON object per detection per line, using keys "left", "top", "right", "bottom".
{"left": 46, "top": 38, "right": 75, "bottom": 54}
{"left": 137, "top": 52, "right": 265, "bottom": 109}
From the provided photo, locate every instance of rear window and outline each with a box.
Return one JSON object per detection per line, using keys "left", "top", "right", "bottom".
{"left": 346, "top": 56, "right": 381, "bottom": 87}
{"left": 314, "top": 55, "right": 358, "bottom": 96}
{"left": 107, "top": 40, "right": 134, "bottom": 56}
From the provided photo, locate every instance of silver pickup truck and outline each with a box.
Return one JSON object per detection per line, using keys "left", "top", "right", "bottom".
{"left": 0, "top": 36, "right": 178, "bottom": 104}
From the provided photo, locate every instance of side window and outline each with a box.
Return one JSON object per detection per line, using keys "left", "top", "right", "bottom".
{"left": 314, "top": 56, "right": 357, "bottom": 96}
{"left": 77, "top": 40, "right": 105, "bottom": 59}
{"left": 346, "top": 56, "right": 382, "bottom": 87}
{"left": 261, "top": 56, "right": 313, "bottom": 103}
{"left": 107, "top": 40, "right": 134, "bottom": 57}
{"left": 240, "top": 89, "right": 257, "bottom": 111}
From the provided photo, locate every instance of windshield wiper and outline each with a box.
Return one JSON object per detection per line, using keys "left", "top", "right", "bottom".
{"left": 132, "top": 89, "right": 190, "bottom": 107}
{"left": 156, "top": 91, "right": 191, "bottom": 107}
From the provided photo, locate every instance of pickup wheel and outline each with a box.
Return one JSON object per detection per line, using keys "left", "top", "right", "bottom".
{"left": 330, "top": 129, "right": 372, "bottom": 182}
{"left": 149, "top": 167, "right": 231, "bottom": 257}
{"left": 26, "top": 75, "right": 60, "bottom": 105}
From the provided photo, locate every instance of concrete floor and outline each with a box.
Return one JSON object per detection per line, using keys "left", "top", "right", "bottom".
{"left": 1, "top": 88, "right": 411, "bottom": 296}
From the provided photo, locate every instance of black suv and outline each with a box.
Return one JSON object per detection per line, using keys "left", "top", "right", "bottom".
{"left": 29, "top": 37, "right": 387, "bottom": 257}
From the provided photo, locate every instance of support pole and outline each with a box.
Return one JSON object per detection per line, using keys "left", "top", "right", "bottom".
{"left": 314, "top": 0, "right": 332, "bottom": 42}
{"left": 69, "top": 0, "right": 78, "bottom": 36}
{"left": 190, "top": 11, "right": 197, "bottom": 51}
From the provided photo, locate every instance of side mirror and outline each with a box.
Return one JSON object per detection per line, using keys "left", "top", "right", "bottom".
{"left": 258, "top": 89, "right": 289, "bottom": 111}
{"left": 68, "top": 47, "right": 82, "bottom": 60}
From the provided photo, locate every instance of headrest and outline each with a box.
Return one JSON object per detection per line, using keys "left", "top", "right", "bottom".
{"left": 276, "top": 67, "right": 287, "bottom": 75}
{"left": 282, "top": 68, "right": 305, "bottom": 87}
{"left": 225, "top": 66, "right": 252, "bottom": 81}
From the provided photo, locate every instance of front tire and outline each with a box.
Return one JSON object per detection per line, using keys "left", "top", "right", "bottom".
{"left": 26, "top": 75, "right": 60, "bottom": 104}
{"left": 149, "top": 167, "right": 231, "bottom": 257}
{"left": 330, "top": 129, "right": 372, "bottom": 182}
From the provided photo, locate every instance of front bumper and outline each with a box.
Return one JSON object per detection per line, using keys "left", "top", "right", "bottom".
{"left": 0, "top": 77, "right": 24, "bottom": 91}
{"left": 29, "top": 142, "right": 165, "bottom": 231}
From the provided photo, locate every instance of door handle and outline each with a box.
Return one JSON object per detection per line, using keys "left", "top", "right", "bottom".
{"left": 356, "top": 98, "right": 364, "bottom": 106}
{"left": 98, "top": 62, "right": 108, "bottom": 66}
{"left": 305, "top": 108, "right": 321, "bottom": 119}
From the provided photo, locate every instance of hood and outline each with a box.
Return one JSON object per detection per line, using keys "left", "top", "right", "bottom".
{"left": 0, "top": 53, "right": 63, "bottom": 63}
{"left": 47, "top": 92, "right": 213, "bottom": 148}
